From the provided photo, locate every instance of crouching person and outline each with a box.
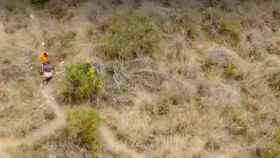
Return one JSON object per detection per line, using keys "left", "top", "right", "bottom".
{"left": 39, "top": 52, "right": 54, "bottom": 84}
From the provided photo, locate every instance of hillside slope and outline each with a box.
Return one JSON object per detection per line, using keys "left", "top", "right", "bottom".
{"left": 0, "top": 0, "right": 280, "bottom": 158}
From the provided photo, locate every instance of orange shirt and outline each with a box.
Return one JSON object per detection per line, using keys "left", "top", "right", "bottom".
{"left": 39, "top": 53, "right": 49, "bottom": 64}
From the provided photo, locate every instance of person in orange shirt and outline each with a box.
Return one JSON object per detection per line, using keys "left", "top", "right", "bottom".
{"left": 39, "top": 52, "right": 49, "bottom": 64}
{"left": 39, "top": 52, "right": 54, "bottom": 84}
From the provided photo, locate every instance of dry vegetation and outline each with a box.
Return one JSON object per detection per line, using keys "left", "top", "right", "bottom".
{"left": 1, "top": 0, "right": 280, "bottom": 158}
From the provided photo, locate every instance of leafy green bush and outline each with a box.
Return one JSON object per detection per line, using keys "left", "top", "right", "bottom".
{"left": 101, "top": 15, "right": 161, "bottom": 59}
{"left": 61, "top": 63, "right": 104, "bottom": 103}
{"left": 264, "top": 147, "right": 280, "bottom": 158}
{"left": 65, "top": 107, "right": 102, "bottom": 156}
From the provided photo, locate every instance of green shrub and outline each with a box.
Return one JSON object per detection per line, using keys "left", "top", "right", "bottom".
{"left": 101, "top": 15, "right": 160, "bottom": 59}
{"left": 223, "top": 64, "right": 242, "bottom": 80}
{"left": 61, "top": 63, "right": 104, "bottom": 103}
{"left": 65, "top": 107, "right": 102, "bottom": 156}
{"left": 264, "top": 147, "right": 280, "bottom": 158}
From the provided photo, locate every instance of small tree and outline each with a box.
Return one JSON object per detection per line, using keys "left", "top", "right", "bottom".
{"left": 61, "top": 63, "right": 104, "bottom": 103}
{"left": 65, "top": 107, "right": 102, "bottom": 156}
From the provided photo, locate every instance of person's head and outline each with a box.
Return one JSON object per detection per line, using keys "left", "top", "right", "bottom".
{"left": 43, "top": 52, "right": 48, "bottom": 57}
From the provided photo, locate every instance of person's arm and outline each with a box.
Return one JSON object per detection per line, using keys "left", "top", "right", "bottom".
{"left": 40, "top": 64, "right": 44, "bottom": 75}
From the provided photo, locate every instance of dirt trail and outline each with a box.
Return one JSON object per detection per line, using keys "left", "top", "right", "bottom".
{"left": 0, "top": 86, "right": 65, "bottom": 158}
{"left": 99, "top": 126, "right": 146, "bottom": 158}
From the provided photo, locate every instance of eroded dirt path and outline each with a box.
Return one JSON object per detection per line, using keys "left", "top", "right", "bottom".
{"left": 0, "top": 86, "right": 144, "bottom": 158}
{"left": 0, "top": 86, "right": 65, "bottom": 158}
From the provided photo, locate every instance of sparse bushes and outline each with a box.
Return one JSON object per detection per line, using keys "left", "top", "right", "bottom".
{"left": 101, "top": 15, "right": 161, "bottom": 59}
{"left": 61, "top": 63, "right": 104, "bottom": 103}
{"left": 65, "top": 107, "right": 102, "bottom": 156}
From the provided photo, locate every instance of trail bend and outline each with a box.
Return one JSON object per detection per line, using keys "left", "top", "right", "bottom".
{"left": 0, "top": 86, "right": 65, "bottom": 158}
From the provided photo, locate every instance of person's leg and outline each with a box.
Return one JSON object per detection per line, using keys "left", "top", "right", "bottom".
{"left": 45, "top": 76, "right": 53, "bottom": 84}
{"left": 41, "top": 64, "right": 44, "bottom": 75}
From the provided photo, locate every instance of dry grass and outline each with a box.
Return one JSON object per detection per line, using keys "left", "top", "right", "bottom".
{"left": 1, "top": 0, "right": 280, "bottom": 158}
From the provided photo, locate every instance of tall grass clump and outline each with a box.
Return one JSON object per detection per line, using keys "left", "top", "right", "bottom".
{"left": 101, "top": 15, "right": 161, "bottom": 59}
{"left": 65, "top": 107, "right": 102, "bottom": 156}
{"left": 61, "top": 63, "right": 104, "bottom": 103}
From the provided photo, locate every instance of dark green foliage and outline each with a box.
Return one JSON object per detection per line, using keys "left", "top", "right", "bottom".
{"left": 65, "top": 107, "right": 102, "bottom": 156}
{"left": 61, "top": 63, "right": 104, "bottom": 103}
{"left": 101, "top": 15, "right": 161, "bottom": 59}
